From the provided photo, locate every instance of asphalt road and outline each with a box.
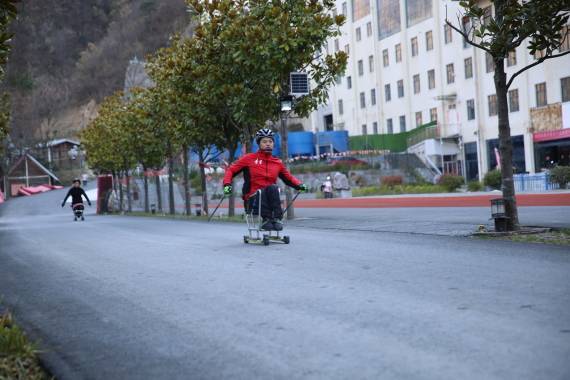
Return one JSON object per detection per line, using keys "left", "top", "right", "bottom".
{"left": 1, "top": 188, "right": 569, "bottom": 380}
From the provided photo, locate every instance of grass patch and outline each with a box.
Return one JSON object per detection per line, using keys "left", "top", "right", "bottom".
{"left": 109, "top": 211, "right": 245, "bottom": 224}
{"left": 352, "top": 184, "right": 447, "bottom": 197}
{"left": 0, "top": 312, "right": 53, "bottom": 379}
{"left": 500, "top": 229, "right": 570, "bottom": 246}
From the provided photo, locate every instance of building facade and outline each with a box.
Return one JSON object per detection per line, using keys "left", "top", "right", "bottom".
{"left": 311, "top": 0, "right": 570, "bottom": 180}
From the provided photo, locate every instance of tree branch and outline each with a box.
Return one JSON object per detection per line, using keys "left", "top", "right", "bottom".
{"left": 445, "top": 19, "right": 492, "bottom": 54}
{"left": 506, "top": 50, "right": 570, "bottom": 89}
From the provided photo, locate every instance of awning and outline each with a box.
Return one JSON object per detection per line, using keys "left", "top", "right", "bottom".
{"left": 533, "top": 129, "right": 570, "bottom": 143}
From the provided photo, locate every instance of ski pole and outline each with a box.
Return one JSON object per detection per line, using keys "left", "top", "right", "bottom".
{"left": 282, "top": 191, "right": 301, "bottom": 216}
{"left": 208, "top": 195, "right": 226, "bottom": 222}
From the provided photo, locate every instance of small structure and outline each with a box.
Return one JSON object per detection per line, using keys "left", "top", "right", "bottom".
{"left": 5, "top": 154, "right": 60, "bottom": 197}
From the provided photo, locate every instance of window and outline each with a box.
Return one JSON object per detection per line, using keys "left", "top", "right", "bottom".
{"left": 413, "top": 74, "right": 420, "bottom": 94}
{"left": 444, "top": 24, "right": 452, "bottom": 44}
{"left": 467, "top": 99, "right": 475, "bottom": 120}
{"left": 507, "top": 50, "right": 517, "bottom": 67}
{"left": 344, "top": 44, "right": 350, "bottom": 54}
{"left": 347, "top": 76, "right": 352, "bottom": 89}
{"left": 387, "top": 118, "right": 393, "bottom": 134}
{"left": 462, "top": 16, "right": 471, "bottom": 49}
{"left": 333, "top": 8, "right": 337, "bottom": 18}
{"left": 561, "top": 26, "right": 570, "bottom": 52}
{"left": 397, "top": 79, "right": 404, "bottom": 97}
{"left": 362, "top": 124, "right": 367, "bottom": 135}
{"left": 360, "top": 92, "right": 366, "bottom": 108}
{"left": 335, "top": 76, "right": 341, "bottom": 85}
{"left": 356, "top": 27, "right": 362, "bottom": 41}
{"left": 366, "top": 21, "right": 372, "bottom": 37}
{"left": 535, "top": 82, "right": 547, "bottom": 107}
{"left": 488, "top": 94, "right": 498, "bottom": 116}
{"left": 342, "top": 2, "right": 347, "bottom": 16}
{"left": 486, "top": 52, "right": 495, "bottom": 73}
{"left": 415, "top": 111, "right": 423, "bottom": 127}
{"left": 399, "top": 115, "right": 406, "bottom": 132}
{"left": 371, "top": 88, "right": 376, "bottom": 105}
{"left": 368, "top": 55, "right": 374, "bottom": 72}
{"left": 428, "top": 69, "right": 435, "bottom": 89}
{"left": 373, "top": 122, "right": 378, "bottom": 134}
{"left": 430, "top": 107, "right": 437, "bottom": 122}
{"left": 446, "top": 63, "right": 455, "bottom": 84}
{"left": 534, "top": 47, "right": 546, "bottom": 60}
{"left": 382, "top": 49, "right": 389, "bottom": 67}
{"left": 464, "top": 57, "right": 473, "bottom": 79}
{"left": 395, "top": 43, "right": 402, "bottom": 62}
{"left": 334, "top": 39, "right": 339, "bottom": 52}
{"left": 338, "top": 99, "right": 343, "bottom": 115}
{"left": 385, "top": 84, "right": 391, "bottom": 101}
{"left": 358, "top": 60, "right": 364, "bottom": 76}
{"left": 425, "top": 30, "right": 433, "bottom": 51}
{"left": 378, "top": 0, "right": 402, "bottom": 40}
{"left": 562, "top": 76, "right": 570, "bottom": 102}
{"left": 411, "top": 37, "right": 418, "bottom": 57}
{"left": 509, "top": 89, "right": 519, "bottom": 112}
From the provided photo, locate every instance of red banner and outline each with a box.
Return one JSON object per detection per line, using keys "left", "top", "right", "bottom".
{"left": 533, "top": 129, "right": 570, "bottom": 142}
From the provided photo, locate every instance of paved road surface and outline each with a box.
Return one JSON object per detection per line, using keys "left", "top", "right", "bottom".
{"left": 1, "top": 189, "right": 569, "bottom": 379}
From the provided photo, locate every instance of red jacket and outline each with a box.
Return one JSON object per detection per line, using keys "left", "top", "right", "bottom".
{"left": 223, "top": 151, "right": 302, "bottom": 199}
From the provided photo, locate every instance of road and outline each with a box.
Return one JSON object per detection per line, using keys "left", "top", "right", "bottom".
{"left": 1, "top": 188, "right": 569, "bottom": 380}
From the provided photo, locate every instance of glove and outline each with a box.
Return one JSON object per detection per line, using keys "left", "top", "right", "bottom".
{"left": 88, "top": 202, "right": 92, "bottom": 207}
{"left": 298, "top": 184, "right": 308, "bottom": 193}
{"left": 223, "top": 185, "right": 232, "bottom": 195}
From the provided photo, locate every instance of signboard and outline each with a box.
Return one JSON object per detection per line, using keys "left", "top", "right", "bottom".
{"left": 533, "top": 128, "right": 570, "bottom": 142}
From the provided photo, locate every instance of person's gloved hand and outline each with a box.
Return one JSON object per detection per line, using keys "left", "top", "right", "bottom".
{"left": 88, "top": 202, "right": 92, "bottom": 207}
{"left": 298, "top": 184, "right": 308, "bottom": 193}
{"left": 223, "top": 185, "right": 232, "bottom": 195}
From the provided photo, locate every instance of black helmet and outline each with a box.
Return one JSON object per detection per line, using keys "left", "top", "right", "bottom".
{"left": 72, "top": 178, "right": 81, "bottom": 184}
{"left": 255, "top": 128, "right": 275, "bottom": 145}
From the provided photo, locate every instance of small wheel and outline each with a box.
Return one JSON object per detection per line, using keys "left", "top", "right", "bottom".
{"left": 243, "top": 236, "right": 249, "bottom": 244}
{"left": 283, "top": 236, "right": 290, "bottom": 244}
{"left": 263, "top": 237, "right": 270, "bottom": 246}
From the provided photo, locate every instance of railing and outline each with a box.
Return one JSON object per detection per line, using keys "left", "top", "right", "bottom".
{"left": 406, "top": 124, "right": 440, "bottom": 147}
{"left": 513, "top": 173, "right": 559, "bottom": 192}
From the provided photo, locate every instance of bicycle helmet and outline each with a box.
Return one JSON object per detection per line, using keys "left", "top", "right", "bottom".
{"left": 72, "top": 178, "right": 81, "bottom": 184}
{"left": 255, "top": 128, "right": 275, "bottom": 145}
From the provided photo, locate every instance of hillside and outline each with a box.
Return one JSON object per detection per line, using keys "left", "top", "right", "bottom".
{"left": 2, "top": 0, "right": 188, "bottom": 144}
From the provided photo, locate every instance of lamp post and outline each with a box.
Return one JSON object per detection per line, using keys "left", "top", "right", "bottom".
{"left": 490, "top": 198, "right": 507, "bottom": 232}
{"left": 280, "top": 95, "right": 294, "bottom": 220}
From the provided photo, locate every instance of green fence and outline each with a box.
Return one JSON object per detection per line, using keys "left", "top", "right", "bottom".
{"left": 349, "top": 121, "right": 437, "bottom": 153}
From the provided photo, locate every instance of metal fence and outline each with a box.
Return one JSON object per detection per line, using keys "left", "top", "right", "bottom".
{"left": 513, "top": 173, "right": 560, "bottom": 192}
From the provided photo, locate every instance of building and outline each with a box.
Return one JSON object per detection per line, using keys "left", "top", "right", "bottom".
{"left": 311, "top": 0, "right": 570, "bottom": 180}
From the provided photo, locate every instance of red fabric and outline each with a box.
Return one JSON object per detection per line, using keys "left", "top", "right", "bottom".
{"left": 223, "top": 151, "right": 302, "bottom": 199}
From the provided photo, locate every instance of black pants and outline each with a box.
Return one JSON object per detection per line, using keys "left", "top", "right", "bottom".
{"left": 247, "top": 185, "right": 282, "bottom": 220}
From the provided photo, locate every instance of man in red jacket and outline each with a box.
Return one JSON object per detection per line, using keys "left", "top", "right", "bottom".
{"left": 223, "top": 128, "right": 308, "bottom": 231}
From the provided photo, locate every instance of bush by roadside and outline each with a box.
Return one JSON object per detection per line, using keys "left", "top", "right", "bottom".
{"left": 352, "top": 184, "right": 446, "bottom": 197}
{"left": 0, "top": 311, "right": 53, "bottom": 379}
{"left": 467, "top": 181, "right": 484, "bottom": 192}
{"left": 549, "top": 165, "right": 570, "bottom": 189}
{"left": 484, "top": 170, "right": 502, "bottom": 189}
{"left": 437, "top": 175, "right": 464, "bottom": 192}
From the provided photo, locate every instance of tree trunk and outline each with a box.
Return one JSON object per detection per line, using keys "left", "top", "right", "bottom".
{"left": 118, "top": 171, "right": 124, "bottom": 212}
{"left": 227, "top": 145, "right": 237, "bottom": 217}
{"left": 494, "top": 59, "right": 519, "bottom": 230}
{"left": 199, "top": 156, "right": 209, "bottom": 215}
{"left": 167, "top": 143, "right": 175, "bottom": 215}
{"left": 280, "top": 116, "right": 294, "bottom": 220}
{"left": 143, "top": 166, "right": 149, "bottom": 213}
{"left": 155, "top": 170, "right": 163, "bottom": 213}
{"left": 125, "top": 168, "right": 132, "bottom": 213}
{"left": 182, "top": 145, "right": 191, "bottom": 216}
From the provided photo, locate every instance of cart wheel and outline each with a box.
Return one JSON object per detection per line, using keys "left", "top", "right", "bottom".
{"left": 263, "top": 237, "right": 270, "bottom": 246}
{"left": 283, "top": 236, "right": 290, "bottom": 244}
{"left": 243, "top": 236, "right": 249, "bottom": 244}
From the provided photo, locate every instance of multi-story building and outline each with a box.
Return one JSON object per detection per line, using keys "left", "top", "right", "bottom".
{"left": 311, "top": 0, "right": 570, "bottom": 180}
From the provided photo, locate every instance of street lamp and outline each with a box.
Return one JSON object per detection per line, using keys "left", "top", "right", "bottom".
{"left": 280, "top": 95, "right": 294, "bottom": 220}
{"left": 490, "top": 198, "right": 508, "bottom": 232}
{"left": 280, "top": 95, "right": 294, "bottom": 112}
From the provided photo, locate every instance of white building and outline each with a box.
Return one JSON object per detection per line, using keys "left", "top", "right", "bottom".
{"left": 312, "top": 0, "right": 570, "bottom": 180}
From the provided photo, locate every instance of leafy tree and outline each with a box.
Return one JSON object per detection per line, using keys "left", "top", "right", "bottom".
{"left": 446, "top": 0, "right": 570, "bottom": 230}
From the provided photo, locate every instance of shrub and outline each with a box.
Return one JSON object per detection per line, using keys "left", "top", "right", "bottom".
{"left": 381, "top": 175, "right": 403, "bottom": 188}
{"left": 438, "top": 174, "right": 464, "bottom": 192}
{"left": 549, "top": 165, "right": 570, "bottom": 188}
{"left": 483, "top": 170, "right": 502, "bottom": 189}
{"left": 467, "top": 181, "right": 483, "bottom": 192}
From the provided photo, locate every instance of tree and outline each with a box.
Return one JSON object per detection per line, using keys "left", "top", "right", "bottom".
{"left": 446, "top": 0, "right": 570, "bottom": 230}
